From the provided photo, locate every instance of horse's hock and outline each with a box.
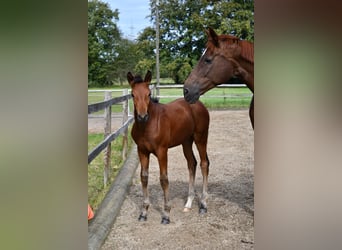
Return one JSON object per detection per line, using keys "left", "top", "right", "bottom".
{"left": 100, "top": 109, "right": 254, "bottom": 249}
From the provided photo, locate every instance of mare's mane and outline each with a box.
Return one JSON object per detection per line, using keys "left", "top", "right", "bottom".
{"left": 207, "top": 34, "right": 254, "bottom": 63}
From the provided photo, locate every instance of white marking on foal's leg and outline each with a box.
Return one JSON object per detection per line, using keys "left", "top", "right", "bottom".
{"left": 183, "top": 189, "right": 195, "bottom": 212}
{"left": 183, "top": 193, "right": 195, "bottom": 212}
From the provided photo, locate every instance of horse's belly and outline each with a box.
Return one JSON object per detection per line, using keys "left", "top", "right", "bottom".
{"left": 168, "top": 123, "right": 194, "bottom": 147}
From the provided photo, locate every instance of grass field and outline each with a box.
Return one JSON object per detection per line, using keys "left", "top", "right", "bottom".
{"left": 88, "top": 84, "right": 252, "bottom": 111}
{"left": 88, "top": 132, "right": 133, "bottom": 210}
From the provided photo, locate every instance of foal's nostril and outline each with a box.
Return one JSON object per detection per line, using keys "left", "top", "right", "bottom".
{"left": 137, "top": 114, "right": 149, "bottom": 122}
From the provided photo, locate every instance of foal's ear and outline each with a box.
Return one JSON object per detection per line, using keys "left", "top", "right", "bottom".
{"left": 206, "top": 27, "right": 219, "bottom": 48}
{"left": 144, "top": 70, "right": 152, "bottom": 83}
{"left": 127, "top": 72, "right": 134, "bottom": 85}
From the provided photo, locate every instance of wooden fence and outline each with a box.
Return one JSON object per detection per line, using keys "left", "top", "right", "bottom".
{"left": 88, "top": 89, "right": 134, "bottom": 186}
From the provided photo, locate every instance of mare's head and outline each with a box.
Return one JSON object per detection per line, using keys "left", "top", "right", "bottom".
{"left": 184, "top": 27, "right": 252, "bottom": 103}
{"left": 127, "top": 70, "right": 152, "bottom": 122}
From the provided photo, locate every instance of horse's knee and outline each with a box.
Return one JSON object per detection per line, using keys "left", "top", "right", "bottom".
{"left": 141, "top": 175, "right": 148, "bottom": 186}
{"left": 187, "top": 157, "right": 197, "bottom": 171}
{"left": 200, "top": 156, "right": 209, "bottom": 175}
{"left": 160, "top": 175, "right": 169, "bottom": 188}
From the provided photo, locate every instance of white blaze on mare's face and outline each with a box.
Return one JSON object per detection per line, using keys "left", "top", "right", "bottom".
{"left": 201, "top": 48, "right": 207, "bottom": 58}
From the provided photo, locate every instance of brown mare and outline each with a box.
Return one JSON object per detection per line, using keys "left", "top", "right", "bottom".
{"left": 127, "top": 70, "right": 210, "bottom": 224}
{"left": 183, "top": 27, "right": 254, "bottom": 128}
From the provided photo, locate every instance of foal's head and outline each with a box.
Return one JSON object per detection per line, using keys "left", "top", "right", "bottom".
{"left": 127, "top": 70, "right": 152, "bottom": 122}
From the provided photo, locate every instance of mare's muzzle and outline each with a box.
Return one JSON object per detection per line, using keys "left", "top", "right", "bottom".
{"left": 183, "top": 86, "right": 200, "bottom": 104}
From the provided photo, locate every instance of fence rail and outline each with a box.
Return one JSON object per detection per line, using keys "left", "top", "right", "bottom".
{"left": 88, "top": 117, "right": 133, "bottom": 164}
{"left": 88, "top": 94, "right": 131, "bottom": 114}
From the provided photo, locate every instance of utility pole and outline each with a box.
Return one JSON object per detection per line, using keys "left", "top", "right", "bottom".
{"left": 129, "top": 24, "right": 135, "bottom": 40}
{"left": 155, "top": 0, "right": 160, "bottom": 97}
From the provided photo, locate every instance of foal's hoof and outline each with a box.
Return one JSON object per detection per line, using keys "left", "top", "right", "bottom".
{"left": 199, "top": 204, "right": 207, "bottom": 214}
{"left": 161, "top": 217, "right": 170, "bottom": 224}
{"left": 138, "top": 214, "right": 147, "bottom": 221}
{"left": 183, "top": 207, "right": 191, "bottom": 212}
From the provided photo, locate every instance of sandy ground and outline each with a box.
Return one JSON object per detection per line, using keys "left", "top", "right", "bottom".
{"left": 93, "top": 110, "right": 254, "bottom": 249}
{"left": 88, "top": 113, "right": 129, "bottom": 134}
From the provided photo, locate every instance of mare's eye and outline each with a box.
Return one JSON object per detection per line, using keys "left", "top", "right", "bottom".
{"left": 204, "top": 58, "right": 212, "bottom": 64}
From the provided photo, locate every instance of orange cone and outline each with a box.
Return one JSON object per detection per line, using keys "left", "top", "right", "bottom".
{"left": 88, "top": 204, "right": 94, "bottom": 220}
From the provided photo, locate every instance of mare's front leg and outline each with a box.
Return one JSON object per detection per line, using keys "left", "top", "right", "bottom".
{"left": 249, "top": 95, "right": 254, "bottom": 129}
{"left": 138, "top": 150, "right": 150, "bottom": 221}
{"left": 157, "top": 148, "right": 171, "bottom": 224}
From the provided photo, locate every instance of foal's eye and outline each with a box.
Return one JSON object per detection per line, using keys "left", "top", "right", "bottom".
{"left": 204, "top": 58, "right": 212, "bottom": 64}
{"left": 131, "top": 93, "right": 134, "bottom": 98}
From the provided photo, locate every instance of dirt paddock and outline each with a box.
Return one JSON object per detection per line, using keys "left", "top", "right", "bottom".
{"left": 100, "top": 110, "right": 254, "bottom": 249}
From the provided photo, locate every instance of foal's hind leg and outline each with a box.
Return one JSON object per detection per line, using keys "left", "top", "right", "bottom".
{"left": 138, "top": 150, "right": 150, "bottom": 221}
{"left": 156, "top": 148, "right": 171, "bottom": 224}
{"left": 182, "top": 139, "right": 197, "bottom": 212}
{"left": 194, "top": 136, "right": 210, "bottom": 214}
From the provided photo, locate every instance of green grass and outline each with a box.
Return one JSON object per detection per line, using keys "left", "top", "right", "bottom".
{"left": 88, "top": 85, "right": 252, "bottom": 111}
{"left": 157, "top": 87, "right": 252, "bottom": 108}
{"left": 88, "top": 131, "right": 133, "bottom": 210}
{"left": 88, "top": 90, "right": 134, "bottom": 114}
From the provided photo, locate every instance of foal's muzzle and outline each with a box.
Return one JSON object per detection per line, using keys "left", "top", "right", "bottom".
{"left": 137, "top": 113, "right": 149, "bottom": 122}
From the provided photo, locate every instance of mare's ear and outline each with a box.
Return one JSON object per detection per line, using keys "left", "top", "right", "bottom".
{"left": 144, "top": 70, "right": 152, "bottom": 83}
{"left": 206, "top": 27, "right": 219, "bottom": 48}
{"left": 127, "top": 72, "right": 134, "bottom": 86}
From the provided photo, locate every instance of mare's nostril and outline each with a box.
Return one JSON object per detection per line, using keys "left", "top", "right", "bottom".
{"left": 183, "top": 88, "right": 189, "bottom": 95}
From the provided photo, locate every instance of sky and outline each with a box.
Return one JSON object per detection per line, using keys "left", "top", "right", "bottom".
{"left": 105, "top": 0, "right": 152, "bottom": 40}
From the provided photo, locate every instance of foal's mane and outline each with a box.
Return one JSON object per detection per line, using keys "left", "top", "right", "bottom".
{"left": 208, "top": 34, "right": 254, "bottom": 63}
{"left": 131, "top": 75, "right": 159, "bottom": 103}
{"left": 132, "top": 75, "right": 144, "bottom": 83}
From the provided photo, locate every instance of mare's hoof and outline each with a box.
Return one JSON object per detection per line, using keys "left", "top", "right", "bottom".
{"left": 138, "top": 214, "right": 147, "bottom": 221}
{"left": 161, "top": 217, "right": 170, "bottom": 224}
{"left": 199, "top": 204, "right": 207, "bottom": 214}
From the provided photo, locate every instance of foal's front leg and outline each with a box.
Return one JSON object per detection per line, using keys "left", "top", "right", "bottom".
{"left": 157, "top": 148, "right": 171, "bottom": 224}
{"left": 138, "top": 150, "right": 150, "bottom": 221}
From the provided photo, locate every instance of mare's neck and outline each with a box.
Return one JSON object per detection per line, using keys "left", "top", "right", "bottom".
{"left": 235, "top": 58, "right": 254, "bottom": 93}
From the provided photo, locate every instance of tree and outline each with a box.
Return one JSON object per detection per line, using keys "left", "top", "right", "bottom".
{"left": 110, "top": 38, "right": 141, "bottom": 85}
{"left": 146, "top": 0, "right": 254, "bottom": 83}
{"left": 134, "top": 27, "right": 157, "bottom": 77}
{"left": 88, "top": 0, "right": 120, "bottom": 86}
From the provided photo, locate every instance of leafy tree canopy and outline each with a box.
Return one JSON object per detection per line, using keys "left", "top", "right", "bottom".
{"left": 88, "top": 0, "right": 120, "bottom": 86}
{"left": 88, "top": 0, "right": 254, "bottom": 86}
{"left": 144, "top": 0, "right": 254, "bottom": 83}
